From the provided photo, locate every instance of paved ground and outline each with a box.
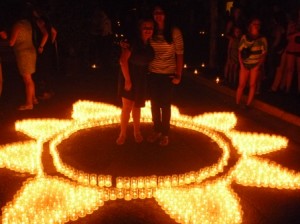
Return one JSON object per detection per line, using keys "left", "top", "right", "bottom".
{"left": 0, "top": 62, "right": 300, "bottom": 224}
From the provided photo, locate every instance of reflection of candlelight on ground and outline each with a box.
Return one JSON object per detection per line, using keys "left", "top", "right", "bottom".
{"left": 194, "top": 69, "right": 198, "bottom": 75}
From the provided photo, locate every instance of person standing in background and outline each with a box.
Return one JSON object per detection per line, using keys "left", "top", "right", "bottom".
{"left": 147, "top": 3, "right": 184, "bottom": 146}
{"left": 31, "top": 5, "right": 57, "bottom": 100}
{"left": 236, "top": 17, "right": 267, "bottom": 109}
{"left": 9, "top": 3, "right": 37, "bottom": 110}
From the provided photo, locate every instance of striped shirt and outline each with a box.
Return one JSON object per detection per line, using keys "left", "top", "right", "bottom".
{"left": 239, "top": 34, "right": 267, "bottom": 65}
{"left": 149, "top": 27, "right": 184, "bottom": 74}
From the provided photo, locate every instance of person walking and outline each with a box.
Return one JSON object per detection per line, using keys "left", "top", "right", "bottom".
{"left": 116, "top": 18, "right": 154, "bottom": 145}
{"left": 236, "top": 17, "right": 267, "bottom": 109}
{"left": 147, "top": 4, "right": 184, "bottom": 146}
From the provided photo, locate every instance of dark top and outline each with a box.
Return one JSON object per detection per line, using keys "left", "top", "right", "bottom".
{"left": 118, "top": 39, "right": 154, "bottom": 107}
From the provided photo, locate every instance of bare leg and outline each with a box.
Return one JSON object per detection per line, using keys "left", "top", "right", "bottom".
{"left": 271, "top": 51, "right": 286, "bottom": 91}
{"left": 132, "top": 106, "right": 143, "bottom": 143}
{"left": 247, "top": 66, "right": 260, "bottom": 106}
{"left": 116, "top": 97, "right": 133, "bottom": 145}
{"left": 236, "top": 66, "right": 249, "bottom": 104}
{"left": 19, "top": 73, "right": 35, "bottom": 110}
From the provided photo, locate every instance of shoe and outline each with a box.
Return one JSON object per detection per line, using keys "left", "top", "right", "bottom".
{"left": 159, "top": 136, "right": 169, "bottom": 146}
{"left": 147, "top": 132, "right": 162, "bottom": 143}
{"left": 134, "top": 132, "right": 143, "bottom": 143}
{"left": 116, "top": 135, "right": 126, "bottom": 145}
{"left": 18, "top": 104, "right": 33, "bottom": 111}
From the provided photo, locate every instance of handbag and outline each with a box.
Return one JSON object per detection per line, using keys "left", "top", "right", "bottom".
{"left": 241, "top": 46, "right": 252, "bottom": 60}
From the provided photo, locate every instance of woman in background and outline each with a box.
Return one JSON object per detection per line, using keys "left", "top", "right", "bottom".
{"left": 9, "top": 4, "right": 37, "bottom": 110}
{"left": 236, "top": 18, "right": 267, "bottom": 109}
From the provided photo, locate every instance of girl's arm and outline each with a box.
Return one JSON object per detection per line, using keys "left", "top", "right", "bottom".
{"left": 9, "top": 23, "right": 19, "bottom": 47}
{"left": 36, "top": 19, "right": 49, "bottom": 53}
{"left": 119, "top": 43, "right": 132, "bottom": 91}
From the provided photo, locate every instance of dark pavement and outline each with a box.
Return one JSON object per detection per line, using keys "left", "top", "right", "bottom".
{"left": 0, "top": 62, "right": 300, "bottom": 224}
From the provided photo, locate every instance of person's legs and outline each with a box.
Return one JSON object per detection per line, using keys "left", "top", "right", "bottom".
{"left": 271, "top": 51, "right": 287, "bottom": 91}
{"left": 236, "top": 66, "right": 249, "bottom": 105}
{"left": 232, "top": 62, "right": 239, "bottom": 87}
{"left": 132, "top": 105, "right": 143, "bottom": 143}
{"left": 247, "top": 66, "right": 260, "bottom": 106}
{"left": 284, "top": 53, "right": 296, "bottom": 93}
{"left": 116, "top": 97, "right": 133, "bottom": 145}
{"left": 19, "top": 73, "right": 36, "bottom": 110}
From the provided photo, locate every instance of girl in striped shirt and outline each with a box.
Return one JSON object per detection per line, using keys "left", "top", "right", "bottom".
{"left": 147, "top": 4, "right": 184, "bottom": 146}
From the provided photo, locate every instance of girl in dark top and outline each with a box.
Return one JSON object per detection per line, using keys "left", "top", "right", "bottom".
{"left": 116, "top": 18, "right": 154, "bottom": 145}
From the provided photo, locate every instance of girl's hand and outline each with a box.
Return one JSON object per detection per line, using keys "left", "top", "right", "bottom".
{"left": 124, "top": 79, "right": 132, "bottom": 91}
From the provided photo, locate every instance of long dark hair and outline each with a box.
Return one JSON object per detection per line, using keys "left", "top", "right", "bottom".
{"left": 152, "top": 3, "right": 174, "bottom": 44}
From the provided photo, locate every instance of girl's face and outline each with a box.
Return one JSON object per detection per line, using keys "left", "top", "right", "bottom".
{"left": 140, "top": 21, "right": 154, "bottom": 41}
{"left": 249, "top": 19, "right": 261, "bottom": 36}
{"left": 153, "top": 6, "right": 165, "bottom": 24}
{"left": 233, "top": 28, "right": 242, "bottom": 38}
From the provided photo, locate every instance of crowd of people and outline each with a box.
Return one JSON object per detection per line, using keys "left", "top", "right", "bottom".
{"left": 223, "top": 3, "right": 300, "bottom": 109}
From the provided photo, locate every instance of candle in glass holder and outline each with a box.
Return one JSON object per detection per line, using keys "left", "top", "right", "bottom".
{"left": 117, "top": 188, "right": 124, "bottom": 199}
{"left": 171, "top": 175, "right": 178, "bottom": 186}
{"left": 164, "top": 176, "right": 171, "bottom": 187}
{"left": 139, "top": 189, "right": 146, "bottom": 199}
{"left": 189, "top": 171, "right": 196, "bottom": 183}
{"left": 109, "top": 188, "right": 117, "bottom": 200}
{"left": 158, "top": 176, "right": 164, "bottom": 188}
{"left": 116, "top": 177, "right": 123, "bottom": 188}
{"left": 103, "top": 189, "right": 110, "bottom": 201}
{"left": 105, "top": 175, "right": 112, "bottom": 187}
{"left": 124, "top": 189, "right": 132, "bottom": 201}
{"left": 184, "top": 173, "right": 191, "bottom": 184}
{"left": 138, "top": 177, "right": 144, "bottom": 188}
{"left": 131, "top": 177, "right": 138, "bottom": 189}
{"left": 145, "top": 176, "right": 151, "bottom": 188}
{"left": 146, "top": 188, "right": 153, "bottom": 198}
{"left": 131, "top": 189, "right": 138, "bottom": 199}
{"left": 98, "top": 175, "right": 105, "bottom": 187}
{"left": 124, "top": 177, "right": 130, "bottom": 189}
{"left": 151, "top": 175, "right": 157, "bottom": 188}
{"left": 90, "top": 174, "right": 97, "bottom": 186}
{"left": 178, "top": 174, "right": 185, "bottom": 185}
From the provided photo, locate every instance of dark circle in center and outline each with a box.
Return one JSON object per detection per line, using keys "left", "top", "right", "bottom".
{"left": 58, "top": 124, "right": 222, "bottom": 177}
